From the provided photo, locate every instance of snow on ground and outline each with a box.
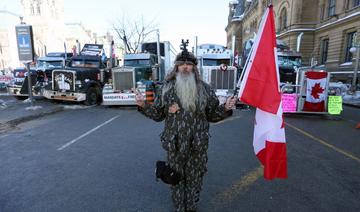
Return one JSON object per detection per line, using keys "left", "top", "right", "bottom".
{"left": 25, "top": 106, "right": 43, "bottom": 111}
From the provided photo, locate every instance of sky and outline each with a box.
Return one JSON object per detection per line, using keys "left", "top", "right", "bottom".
{"left": 1, "top": 0, "right": 232, "bottom": 51}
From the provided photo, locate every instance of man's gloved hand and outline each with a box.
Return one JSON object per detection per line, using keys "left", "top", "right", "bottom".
{"left": 168, "top": 103, "right": 180, "bottom": 113}
{"left": 133, "top": 88, "right": 145, "bottom": 108}
{"left": 225, "top": 96, "right": 237, "bottom": 111}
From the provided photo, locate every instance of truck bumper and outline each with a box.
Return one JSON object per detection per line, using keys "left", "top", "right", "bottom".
{"left": 43, "top": 89, "right": 86, "bottom": 102}
{"left": 7, "top": 86, "right": 44, "bottom": 97}
{"left": 7, "top": 86, "right": 24, "bottom": 96}
{"left": 102, "top": 93, "right": 137, "bottom": 105}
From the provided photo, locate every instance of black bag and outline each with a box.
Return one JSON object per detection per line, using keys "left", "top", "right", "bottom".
{"left": 155, "top": 161, "right": 182, "bottom": 185}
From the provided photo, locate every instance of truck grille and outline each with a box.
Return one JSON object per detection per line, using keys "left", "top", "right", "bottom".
{"left": 209, "top": 67, "right": 236, "bottom": 89}
{"left": 112, "top": 69, "right": 135, "bottom": 91}
{"left": 53, "top": 70, "right": 75, "bottom": 91}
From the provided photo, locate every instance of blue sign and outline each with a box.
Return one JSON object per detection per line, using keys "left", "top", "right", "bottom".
{"left": 15, "top": 25, "right": 35, "bottom": 62}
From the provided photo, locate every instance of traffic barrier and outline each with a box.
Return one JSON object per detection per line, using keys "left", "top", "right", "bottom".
{"left": 145, "top": 90, "right": 154, "bottom": 104}
{"left": 144, "top": 80, "right": 155, "bottom": 104}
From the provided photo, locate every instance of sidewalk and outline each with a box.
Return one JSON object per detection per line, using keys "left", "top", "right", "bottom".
{"left": 342, "top": 92, "right": 360, "bottom": 108}
{"left": 0, "top": 94, "right": 64, "bottom": 132}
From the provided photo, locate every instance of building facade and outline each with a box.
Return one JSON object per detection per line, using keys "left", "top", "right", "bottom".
{"left": 227, "top": 0, "right": 360, "bottom": 72}
{"left": 0, "top": 10, "right": 23, "bottom": 69}
{"left": 0, "top": 0, "right": 112, "bottom": 70}
{"left": 225, "top": 1, "right": 245, "bottom": 53}
{"left": 21, "top": 0, "right": 66, "bottom": 55}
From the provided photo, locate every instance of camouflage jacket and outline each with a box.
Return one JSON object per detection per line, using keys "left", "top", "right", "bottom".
{"left": 138, "top": 80, "right": 232, "bottom": 154}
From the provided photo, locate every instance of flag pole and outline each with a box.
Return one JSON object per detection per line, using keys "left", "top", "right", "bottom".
{"left": 233, "top": 44, "right": 254, "bottom": 96}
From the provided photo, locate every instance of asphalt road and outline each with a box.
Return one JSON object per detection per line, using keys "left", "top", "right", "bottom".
{"left": 0, "top": 105, "right": 359, "bottom": 212}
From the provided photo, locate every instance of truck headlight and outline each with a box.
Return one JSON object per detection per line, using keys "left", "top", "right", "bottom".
{"left": 75, "top": 80, "right": 82, "bottom": 88}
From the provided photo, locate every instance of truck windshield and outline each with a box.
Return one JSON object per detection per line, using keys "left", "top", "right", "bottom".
{"left": 71, "top": 59, "right": 100, "bottom": 68}
{"left": 203, "top": 59, "right": 230, "bottom": 66}
{"left": 278, "top": 56, "right": 302, "bottom": 67}
{"left": 37, "top": 60, "right": 63, "bottom": 69}
{"left": 124, "top": 59, "right": 151, "bottom": 66}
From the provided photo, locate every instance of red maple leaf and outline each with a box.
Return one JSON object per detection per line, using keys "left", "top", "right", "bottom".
{"left": 311, "top": 83, "right": 324, "bottom": 99}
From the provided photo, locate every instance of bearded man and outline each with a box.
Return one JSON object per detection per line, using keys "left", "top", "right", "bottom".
{"left": 135, "top": 46, "right": 236, "bottom": 212}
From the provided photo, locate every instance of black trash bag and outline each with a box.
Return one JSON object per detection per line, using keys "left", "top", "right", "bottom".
{"left": 155, "top": 161, "right": 182, "bottom": 185}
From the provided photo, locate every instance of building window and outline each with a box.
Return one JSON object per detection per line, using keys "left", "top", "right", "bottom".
{"left": 354, "top": 0, "right": 360, "bottom": 7}
{"left": 279, "top": 8, "right": 287, "bottom": 31}
{"left": 320, "top": 39, "right": 329, "bottom": 64}
{"left": 344, "top": 31, "right": 357, "bottom": 62}
{"left": 328, "top": 0, "right": 336, "bottom": 17}
{"left": 36, "top": 4, "right": 41, "bottom": 15}
{"left": 30, "top": 5, "right": 35, "bottom": 15}
{"left": 320, "top": 4, "right": 325, "bottom": 20}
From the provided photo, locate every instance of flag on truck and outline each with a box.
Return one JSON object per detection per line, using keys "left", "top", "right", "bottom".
{"left": 237, "top": 5, "right": 287, "bottom": 180}
{"left": 303, "top": 71, "right": 328, "bottom": 112}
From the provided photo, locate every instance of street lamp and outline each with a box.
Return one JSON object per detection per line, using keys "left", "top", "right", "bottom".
{"left": 350, "top": 43, "right": 360, "bottom": 93}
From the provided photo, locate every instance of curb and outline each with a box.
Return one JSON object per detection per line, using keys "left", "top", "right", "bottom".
{"left": 0, "top": 106, "right": 64, "bottom": 134}
{"left": 7, "top": 106, "right": 64, "bottom": 125}
{"left": 343, "top": 102, "right": 360, "bottom": 109}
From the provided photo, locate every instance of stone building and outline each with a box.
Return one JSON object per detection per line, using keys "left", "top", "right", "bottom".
{"left": 225, "top": 1, "right": 245, "bottom": 54}
{"left": 0, "top": 10, "right": 23, "bottom": 69}
{"left": 21, "top": 0, "right": 66, "bottom": 55}
{"left": 226, "top": 0, "right": 360, "bottom": 72}
{"left": 0, "top": 0, "right": 114, "bottom": 70}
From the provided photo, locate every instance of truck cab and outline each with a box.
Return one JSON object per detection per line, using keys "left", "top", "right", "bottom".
{"left": 242, "top": 39, "right": 302, "bottom": 84}
{"left": 7, "top": 52, "right": 71, "bottom": 99}
{"left": 277, "top": 50, "right": 302, "bottom": 84}
{"left": 43, "top": 44, "right": 111, "bottom": 105}
{"left": 102, "top": 53, "right": 158, "bottom": 105}
{"left": 102, "top": 41, "right": 174, "bottom": 106}
{"left": 197, "top": 44, "right": 238, "bottom": 104}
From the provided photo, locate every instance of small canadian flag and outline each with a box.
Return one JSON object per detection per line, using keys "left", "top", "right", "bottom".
{"left": 303, "top": 71, "right": 328, "bottom": 112}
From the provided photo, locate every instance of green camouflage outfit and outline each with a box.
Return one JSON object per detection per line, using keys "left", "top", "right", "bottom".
{"left": 138, "top": 80, "right": 232, "bottom": 212}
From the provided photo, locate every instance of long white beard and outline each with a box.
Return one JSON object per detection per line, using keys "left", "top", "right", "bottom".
{"left": 175, "top": 72, "right": 197, "bottom": 111}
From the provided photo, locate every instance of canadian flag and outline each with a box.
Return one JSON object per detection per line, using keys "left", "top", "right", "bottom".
{"left": 303, "top": 71, "right": 328, "bottom": 112}
{"left": 238, "top": 5, "right": 287, "bottom": 180}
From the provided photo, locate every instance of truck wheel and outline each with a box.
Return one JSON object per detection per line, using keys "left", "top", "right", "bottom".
{"left": 84, "top": 87, "right": 99, "bottom": 105}
{"left": 14, "top": 96, "right": 28, "bottom": 100}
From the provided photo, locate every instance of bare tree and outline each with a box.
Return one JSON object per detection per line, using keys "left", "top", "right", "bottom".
{"left": 112, "top": 15, "right": 158, "bottom": 54}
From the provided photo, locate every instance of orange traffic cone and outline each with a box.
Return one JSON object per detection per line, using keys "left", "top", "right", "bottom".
{"left": 356, "top": 123, "right": 360, "bottom": 129}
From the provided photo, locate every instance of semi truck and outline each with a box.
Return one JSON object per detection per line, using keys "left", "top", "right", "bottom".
{"left": 7, "top": 52, "right": 71, "bottom": 99}
{"left": 242, "top": 39, "right": 302, "bottom": 84}
{"left": 102, "top": 41, "right": 174, "bottom": 105}
{"left": 43, "top": 44, "right": 111, "bottom": 105}
{"left": 196, "top": 44, "right": 238, "bottom": 104}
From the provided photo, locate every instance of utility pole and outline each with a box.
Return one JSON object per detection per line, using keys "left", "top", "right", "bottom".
{"left": 15, "top": 23, "right": 35, "bottom": 106}
{"left": 350, "top": 43, "right": 360, "bottom": 94}
{"left": 156, "top": 29, "right": 161, "bottom": 81}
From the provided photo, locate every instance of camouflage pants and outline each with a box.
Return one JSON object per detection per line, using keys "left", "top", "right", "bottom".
{"left": 168, "top": 146, "right": 208, "bottom": 212}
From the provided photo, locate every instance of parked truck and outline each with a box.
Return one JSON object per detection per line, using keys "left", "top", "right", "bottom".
{"left": 7, "top": 52, "right": 71, "bottom": 99}
{"left": 196, "top": 43, "right": 238, "bottom": 104}
{"left": 242, "top": 39, "right": 302, "bottom": 84}
{"left": 43, "top": 44, "right": 111, "bottom": 105}
{"left": 102, "top": 41, "right": 174, "bottom": 105}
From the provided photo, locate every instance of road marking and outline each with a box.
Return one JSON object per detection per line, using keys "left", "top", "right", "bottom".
{"left": 57, "top": 115, "right": 120, "bottom": 151}
{"left": 213, "top": 115, "right": 242, "bottom": 125}
{"left": 285, "top": 121, "right": 360, "bottom": 163}
{"left": 210, "top": 166, "right": 263, "bottom": 208}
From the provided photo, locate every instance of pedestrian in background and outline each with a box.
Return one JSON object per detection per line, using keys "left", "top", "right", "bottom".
{"left": 135, "top": 42, "right": 236, "bottom": 212}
